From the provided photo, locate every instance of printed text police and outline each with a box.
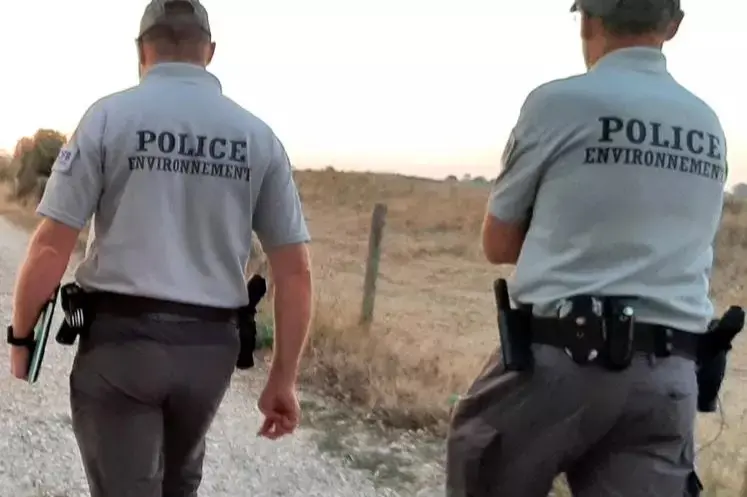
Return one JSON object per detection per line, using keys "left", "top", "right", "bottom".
{"left": 584, "top": 117, "right": 726, "bottom": 183}
{"left": 128, "top": 130, "right": 250, "bottom": 182}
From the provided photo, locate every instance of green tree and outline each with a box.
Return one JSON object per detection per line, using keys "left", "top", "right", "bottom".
{"left": 12, "top": 129, "right": 67, "bottom": 199}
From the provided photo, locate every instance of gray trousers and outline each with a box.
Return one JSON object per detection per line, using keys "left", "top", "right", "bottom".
{"left": 446, "top": 343, "right": 697, "bottom": 497}
{"left": 69, "top": 313, "right": 239, "bottom": 497}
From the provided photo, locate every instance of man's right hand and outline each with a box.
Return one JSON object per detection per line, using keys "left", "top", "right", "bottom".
{"left": 9, "top": 345, "right": 31, "bottom": 380}
{"left": 256, "top": 375, "right": 301, "bottom": 440}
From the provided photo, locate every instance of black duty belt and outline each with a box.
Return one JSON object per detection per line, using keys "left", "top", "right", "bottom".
{"left": 531, "top": 316, "right": 699, "bottom": 362}
{"left": 90, "top": 292, "right": 238, "bottom": 323}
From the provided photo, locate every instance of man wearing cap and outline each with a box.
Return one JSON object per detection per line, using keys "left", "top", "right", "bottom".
{"left": 446, "top": 1, "right": 725, "bottom": 496}
{"left": 7, "top": 1, "right": 313, "bottom": 496}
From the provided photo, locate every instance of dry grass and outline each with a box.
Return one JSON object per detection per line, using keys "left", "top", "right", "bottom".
{"left": 2, "top": 168, "right": 747, "bottom": 494}
{"left": 295, "top": 169, "right": 747, "bottom": 496}
{"left": 0, "top": 182, "right": 41, "bottom": 231}
{"left": 0, "top": 182, "right": 90, "bottom": 250}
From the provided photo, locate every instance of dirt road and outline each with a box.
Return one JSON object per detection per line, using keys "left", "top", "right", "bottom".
{"left": 0, "top": 217, "right": 413, "bottom": 497}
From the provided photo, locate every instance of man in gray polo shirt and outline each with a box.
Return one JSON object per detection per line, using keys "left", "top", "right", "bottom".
{"left": 446, "top": 1, "right": 725, "bottom": 496}
{"left": 7, "top": 1, "right": 313, "bottom": 496}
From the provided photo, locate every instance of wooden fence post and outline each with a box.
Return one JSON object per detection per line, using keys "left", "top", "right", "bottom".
{"left": 360, "top": 203, "right": 388, "bottom": 325}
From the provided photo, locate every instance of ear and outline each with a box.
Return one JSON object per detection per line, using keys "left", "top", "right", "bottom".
{"left": 207, "top": 41, "right": 216, "bottom": 65}
{"left": 580, "top": 12, "right": 597, "bottom": 41}
{"left": 664, "top": 11, "right": 684, "bottom": 41}
{"left": 136, "top": 39, "right": 145, "bottom": 76}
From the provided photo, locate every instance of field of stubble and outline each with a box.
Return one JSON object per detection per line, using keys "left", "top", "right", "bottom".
{"left": 2, "top": 168, "right": 747, "bottom": 495}
{"left": 290, "top": 169, "right": 747, "bottom": 496}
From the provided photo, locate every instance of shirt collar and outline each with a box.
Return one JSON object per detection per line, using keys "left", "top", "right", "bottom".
{"left": 590, "top": 47, "right": 668, "bottom": 74}
{"left": 140, "top": 62, "right": 222, "bottom": 92}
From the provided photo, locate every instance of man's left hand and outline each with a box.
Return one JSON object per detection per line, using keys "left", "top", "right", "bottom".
{"left": 9, "top": 345, "right": 30, "bottom": 380}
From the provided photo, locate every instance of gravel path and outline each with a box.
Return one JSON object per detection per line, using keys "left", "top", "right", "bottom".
{"left": 0, "top": 217, "right": 398, "bottom": 497}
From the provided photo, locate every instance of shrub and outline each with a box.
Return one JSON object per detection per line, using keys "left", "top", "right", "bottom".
{"left": 11, "top": 129, "right": 67, "bottom": 199}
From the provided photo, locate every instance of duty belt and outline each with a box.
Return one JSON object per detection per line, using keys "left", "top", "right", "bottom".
{"left": 90, "top": 292, "right": 238, "bottom": 323}
{"left": 530, "top": 317, "right": 699, "bottom": 362}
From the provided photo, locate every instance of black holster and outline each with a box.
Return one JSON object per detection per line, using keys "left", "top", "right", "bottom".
{"left": 235, "top": 274, "right": 267, "bottom": 370}
{"left": 696, "top": 306, "right": 744, "bottom": 412}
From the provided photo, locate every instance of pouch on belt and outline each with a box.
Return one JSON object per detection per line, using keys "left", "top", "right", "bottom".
{"left": 56, "top": 282, "right": 91, "bottom": 346}
{"left": 493, "top": 279, "right": 533, "bottom": 371}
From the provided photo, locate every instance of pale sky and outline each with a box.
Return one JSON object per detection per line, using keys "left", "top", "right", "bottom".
{"left": 1, "top": 0, "right": 744, "bottom": 183}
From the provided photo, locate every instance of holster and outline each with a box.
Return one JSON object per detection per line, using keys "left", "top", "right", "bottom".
{"left": 235, "top": 274, "right": 267, "bottom": 370}
{"left": 696, "top": 306, "right": 744, "bottom": 412}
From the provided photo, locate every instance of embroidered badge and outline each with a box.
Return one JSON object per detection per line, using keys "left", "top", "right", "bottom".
{"left": 53, "top": 144, "right": 77, "bottom": 174}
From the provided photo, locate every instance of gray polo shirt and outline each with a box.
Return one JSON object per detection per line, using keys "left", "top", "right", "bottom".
{"left": 489, "top": 47, "right": 727, "bottom": 333}
{"left": 38, "top": 63, "right": 310, "bottom": 308}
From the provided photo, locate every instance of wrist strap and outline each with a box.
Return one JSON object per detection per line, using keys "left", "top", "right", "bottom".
{"left": 6, "top": 326, "right": 35, "bottom": 347}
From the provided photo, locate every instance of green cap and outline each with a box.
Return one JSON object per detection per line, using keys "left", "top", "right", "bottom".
{"left": 139, "top": 0, "right": 211, "bottom": 38}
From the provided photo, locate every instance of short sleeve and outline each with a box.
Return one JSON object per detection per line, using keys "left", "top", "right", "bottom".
{"left": 252, "top": 134, "right": 311, "bottom": 249}
{"left": 36, "top": 101, "right": 105, "bottom": 230}
{"left": 488, "top": 89, "right": 557, "bottom": 223}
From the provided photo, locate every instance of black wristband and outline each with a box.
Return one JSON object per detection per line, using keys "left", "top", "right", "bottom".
{"left": 6, "top": 326, "right": 35, "bottom": 348}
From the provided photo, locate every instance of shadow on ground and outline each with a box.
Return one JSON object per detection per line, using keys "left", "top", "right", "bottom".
{"left": 298, "top": 394, "right": 445, "bottom": 496}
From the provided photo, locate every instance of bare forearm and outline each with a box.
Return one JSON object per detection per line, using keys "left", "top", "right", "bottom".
{"left": 270, "top": 270, "right": 313, "bottom": 383}
{"left": 12, "top": 246, "right": 69, "bottom": 337}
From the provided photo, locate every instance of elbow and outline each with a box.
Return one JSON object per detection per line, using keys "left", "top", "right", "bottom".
{"left": 266, "top": 243, "right": 313, "bottom": 292}
{"left": 480, "top": 217, "right": 524, "bottom": 265}
{"left": 29, "top": 218, "right": 79, "bottom": 266}
{"left": 30, "top": 243, "right": 71, "bottom": 277}
{"left": 275, "top": 267, "right": 312, "bottom": 289}
{"left": 273, "top": 268, "right": 312, "bottom": 314}
{"left": 482, "top": 243, "right": 520, "bottom": 265}
{"left": 483, "top": 246, "right": 505, "bottom": 265}
{"left": 25, "top": 227, "right": 77, "bottom": 279}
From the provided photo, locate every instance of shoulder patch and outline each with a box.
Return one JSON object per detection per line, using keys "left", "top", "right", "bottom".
{"left": 52, "top": 144, "right": 78, "bottom": 174}
{"left": 495, "top": 129, "right": 518, "bottom": 184}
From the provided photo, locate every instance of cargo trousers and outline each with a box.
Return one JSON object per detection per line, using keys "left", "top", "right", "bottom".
{"left": 69, "top": 312, "right": 239, "bottom": 497}
{"left": 446, "top": 343, "right": 698, "bottom": 497}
